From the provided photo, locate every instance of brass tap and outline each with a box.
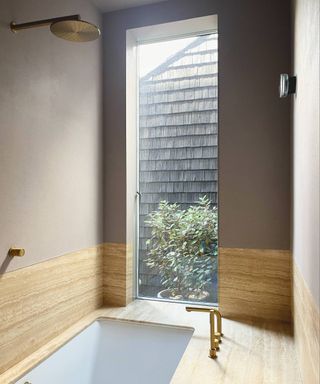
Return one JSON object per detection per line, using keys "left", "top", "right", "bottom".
{"left": 8, "top": 247, "right": 25, "bottom": 257}
{"left": 186, "top": 306, "right": 223, "bottom": 359}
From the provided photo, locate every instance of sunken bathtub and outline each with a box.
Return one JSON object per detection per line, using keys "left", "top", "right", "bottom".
{"left": 16, "top": 319, "right": 194, "bottom": 384}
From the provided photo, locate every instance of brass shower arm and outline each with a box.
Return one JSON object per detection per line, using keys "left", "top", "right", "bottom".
{"left": 10, "top": 14, "right": 81, "bottom": 33}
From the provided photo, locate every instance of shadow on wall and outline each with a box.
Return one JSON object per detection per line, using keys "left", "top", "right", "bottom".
{"left": 0, "top": 253, "right": 14, "bottom": 275}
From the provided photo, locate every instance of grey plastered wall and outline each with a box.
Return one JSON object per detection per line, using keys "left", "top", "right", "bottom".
{"left": 292, "top": 0, "right": 320, "bottom": 307}
{"left": 0, "top": 0, "right": 103, "bottom": 272}
{"left": 103, "top": 0, "right": 291, "bottom": 250}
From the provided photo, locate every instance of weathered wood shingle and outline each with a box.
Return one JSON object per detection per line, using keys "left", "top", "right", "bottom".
{"left": 138, "top": 34, "right": 218, "bottom": 295}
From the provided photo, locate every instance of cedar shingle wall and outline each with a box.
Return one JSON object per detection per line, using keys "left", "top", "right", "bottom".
{"left": 138, "top": 35, "right": 218, "bottom": 297}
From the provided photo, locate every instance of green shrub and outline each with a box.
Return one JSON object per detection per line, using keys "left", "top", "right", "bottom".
{"left": 145, "top": 196, "right": 218, "bottom": 299}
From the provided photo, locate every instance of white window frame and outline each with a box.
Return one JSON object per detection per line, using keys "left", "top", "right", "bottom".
{"left": 126, "top": 15, "right": 218, "bottom": 300}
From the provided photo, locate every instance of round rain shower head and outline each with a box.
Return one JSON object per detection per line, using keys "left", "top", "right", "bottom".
{"left": 10, "top": 15, "right": 100, "bottom": 43}
{"left": 50, "top": 20, "right": 100, "bottom": 42}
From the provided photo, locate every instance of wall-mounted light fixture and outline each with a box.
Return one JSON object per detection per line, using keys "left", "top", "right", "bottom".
{"left": 279, "top": 74, "right": 297, "bottom": 98}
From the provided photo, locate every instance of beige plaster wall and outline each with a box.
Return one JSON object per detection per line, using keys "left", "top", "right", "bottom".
{"left": 0, "top": 0, "right": 103, "bottom": 273}
{"left": 103, "top": 0, "right": 292, "bottom": 250}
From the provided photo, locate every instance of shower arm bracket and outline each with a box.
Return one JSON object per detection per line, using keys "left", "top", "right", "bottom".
{"left": 10, "top": 14, "right": 81, "bottom": 33}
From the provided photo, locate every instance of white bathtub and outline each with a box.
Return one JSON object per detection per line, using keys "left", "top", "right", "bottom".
{"left": 16, "top": 319, "right": 194, "bottom": 384}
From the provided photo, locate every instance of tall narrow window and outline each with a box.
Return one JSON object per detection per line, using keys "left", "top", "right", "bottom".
{"left": 137, "top": 33, "right": 218, "bottom": 304}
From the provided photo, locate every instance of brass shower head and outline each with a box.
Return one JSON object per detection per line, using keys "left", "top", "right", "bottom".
{"left": 10, "top": 14, "right": 100, "bottom": 42}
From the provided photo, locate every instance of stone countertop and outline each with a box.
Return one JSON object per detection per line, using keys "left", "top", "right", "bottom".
{"left": 1, "top": 300, "right": 301, "bottom": 384}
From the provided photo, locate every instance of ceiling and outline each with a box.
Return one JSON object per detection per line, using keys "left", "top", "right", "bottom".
{"left": 91, "top": 0, "right": 169, "bottom": 13}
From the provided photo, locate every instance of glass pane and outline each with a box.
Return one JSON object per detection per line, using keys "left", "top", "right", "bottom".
{"left": 137, "top": 33, "right": 218, "bottom": 304}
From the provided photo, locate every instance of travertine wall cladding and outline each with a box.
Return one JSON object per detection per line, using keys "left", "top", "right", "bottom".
{"left": 0, "top": 246, "right": 104, "bottom": 375}
{"left": 219, "top": 248, "right": 292, "bottom": 322}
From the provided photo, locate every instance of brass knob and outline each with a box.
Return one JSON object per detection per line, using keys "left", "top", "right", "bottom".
{"left": 8, "top": 247, "right": 25, "bottom": 257}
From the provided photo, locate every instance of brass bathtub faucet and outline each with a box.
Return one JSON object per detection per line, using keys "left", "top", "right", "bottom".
{"left": 186, "top": 306, "right": 223, "bottom": 359}
{"left": 8, "top": 247, "right": 25, "bottom": 257}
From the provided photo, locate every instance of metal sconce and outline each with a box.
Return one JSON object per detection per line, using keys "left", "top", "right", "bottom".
{"left": 279, "top": 74, "right": 297, "bottom": 98}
